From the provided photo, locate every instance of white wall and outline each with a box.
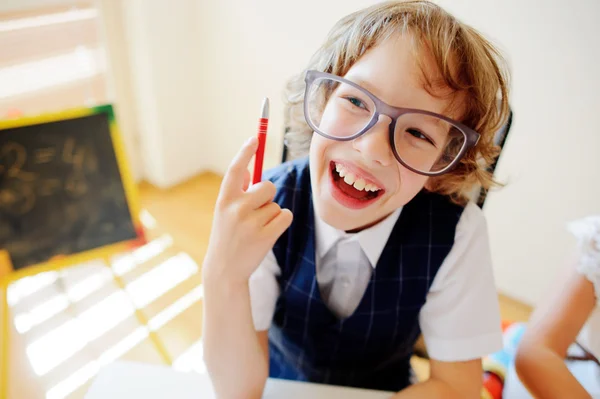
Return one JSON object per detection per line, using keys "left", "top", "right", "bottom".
{"left": 0, "top": 0, "right": 92, "bottom": 13}
{"left": 97, "top": 0, "right": 143, "bottom": 181}
{"left": 117, "top": 0, "right": 208, "bottom": 188}
{"left": 430, "top": 0, "right": 600, "bottom": 305}
{"left": 196, "top": 0, "right": 378, "bottom": 175}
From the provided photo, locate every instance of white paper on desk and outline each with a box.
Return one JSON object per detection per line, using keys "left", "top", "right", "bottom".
{"left": 86, "top": 361, "right": 393, "bottom": 399}
{"left": 262, "top": 379, "right": 392, "bottom": 399}
{"left": 85, "top": 361, "right": 217, "bottom": 399}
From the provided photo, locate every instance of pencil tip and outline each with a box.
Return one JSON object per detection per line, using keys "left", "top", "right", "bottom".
{"left": 261, "top": 97, "right": 269, "bottom": 118}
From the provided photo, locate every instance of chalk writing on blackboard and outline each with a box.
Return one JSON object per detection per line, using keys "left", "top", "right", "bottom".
{"left": 0, "top": 183, "right": 35, "bottom": 215}
{"left": 34, "top": 147, "right": 56, "bottom": 164}
{"left": 0, "top": 142, "right": 37, "bottom": 181}
{"left": 0, "top": 137, "right": 99, "bottom": 216}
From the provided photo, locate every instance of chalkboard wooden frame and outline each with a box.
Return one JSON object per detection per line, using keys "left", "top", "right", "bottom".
{"left": 0, "top": 104, "right": 146, "bottom": 284}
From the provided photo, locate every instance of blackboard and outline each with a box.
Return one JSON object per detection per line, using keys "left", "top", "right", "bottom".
{"left": 0, "top": 105, "right": 143, "bottom": 274}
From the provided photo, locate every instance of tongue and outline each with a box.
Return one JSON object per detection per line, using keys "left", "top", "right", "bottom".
{"left": 337, "top": 179, "right": 371, "bottom": 200}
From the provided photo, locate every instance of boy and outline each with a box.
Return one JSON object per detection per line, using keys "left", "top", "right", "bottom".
{"left": 202, "top": 1, "right": 511, "bottom": 398}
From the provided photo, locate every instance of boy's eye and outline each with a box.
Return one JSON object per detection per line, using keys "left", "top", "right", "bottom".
{"left": 407, "top": 129, "right": 435, "bottom": 146}
{"left": 344, "top": 96, "right": 369, "bottom": 111}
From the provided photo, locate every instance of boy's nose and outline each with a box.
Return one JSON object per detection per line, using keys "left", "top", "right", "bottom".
{"left": 352, "top": 114, "right": 393, "bottom": 167}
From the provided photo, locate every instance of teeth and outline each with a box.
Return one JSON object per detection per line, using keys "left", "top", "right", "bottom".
{"left": 343, "top": 173, "right": 356, "bottom": 185}
{"left": 353, "top": 178, "right": 366, "bottom": 191}
{"left": 334, "top": 162, "right": 381, "bottom": 192}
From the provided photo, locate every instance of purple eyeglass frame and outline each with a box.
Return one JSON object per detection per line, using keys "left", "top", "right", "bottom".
{"left": 303, "top": 70, "right": 481, "bottom": 177}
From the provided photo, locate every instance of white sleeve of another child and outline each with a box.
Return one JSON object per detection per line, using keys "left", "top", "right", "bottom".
{"left": 418, "top": 202, "right": 503, "bottom": 362}
{"left": 568, "top": 215, "right": 600, "bottom": 304}
{"left": 248, "top": 250, "right": 281, "bottom": 331}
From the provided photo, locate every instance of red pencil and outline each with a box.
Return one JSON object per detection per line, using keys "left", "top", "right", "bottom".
{"left": 252, "top": 97, "right": 269, "bottom": 184}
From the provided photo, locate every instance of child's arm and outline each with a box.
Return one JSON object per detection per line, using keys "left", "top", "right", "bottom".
{"left": 202, "top": 137, "right": 293, "bottom": 399}
{"left": 392, "top": 359, "right": 483, "bottom": 398}
{"left": 203, "top": 280, "right": 269, "bottom": 398}
{"left": 515, "top": 260, "right": 595, "bottom": 399}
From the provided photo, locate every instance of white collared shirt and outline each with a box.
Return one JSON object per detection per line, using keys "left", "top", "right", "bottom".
{"left": 249, "top": 202, "right": 503, "bottom": 362}
{"left": 314, "top": 208, "right": 401, "bottom": 318}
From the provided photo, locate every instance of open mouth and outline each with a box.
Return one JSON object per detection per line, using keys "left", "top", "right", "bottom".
{"left": 329, "top": 161, "right": 384, "bottom": 209}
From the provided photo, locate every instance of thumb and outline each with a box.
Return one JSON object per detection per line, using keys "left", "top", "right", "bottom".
{"left": 263, "top": 208, "right": 293, "bottom": 242}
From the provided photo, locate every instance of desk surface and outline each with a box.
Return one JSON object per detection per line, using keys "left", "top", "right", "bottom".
{"left": 85, "top": 361, "right": 394, "bottom": 399}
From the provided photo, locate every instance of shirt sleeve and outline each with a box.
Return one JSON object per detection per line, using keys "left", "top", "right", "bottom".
{"left": 568, "top": 215, "right": 600, "bottom": 305}
{"left": 418, "top": 202, "right": 503, "bottom": 362}
{"left": 248, "top": 250, "right": 281, "bottom": 331}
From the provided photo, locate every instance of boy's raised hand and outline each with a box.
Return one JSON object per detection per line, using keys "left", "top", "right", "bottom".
{"left": 203, "top": 137, "right": 293, "bottom": 285}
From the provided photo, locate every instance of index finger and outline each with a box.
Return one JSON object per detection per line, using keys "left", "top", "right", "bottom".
{"left": 221, "top": 136, "right": 258, "bottom": 199}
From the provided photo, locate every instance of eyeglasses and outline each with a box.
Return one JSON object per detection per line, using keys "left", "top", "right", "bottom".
{"left": 303, "top": 70, "right": 480, "bottom": 176}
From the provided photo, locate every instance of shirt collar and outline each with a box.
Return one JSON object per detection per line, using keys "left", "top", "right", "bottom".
{"left": 314, "top": 208, "right": 402, "bottom": 268}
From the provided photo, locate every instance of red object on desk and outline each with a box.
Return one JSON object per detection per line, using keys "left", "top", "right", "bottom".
{"left": 252, "top": 97, "right": 269, "bottom": 184}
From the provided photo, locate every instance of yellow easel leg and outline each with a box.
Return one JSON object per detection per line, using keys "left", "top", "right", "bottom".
{"left": 0, "top": 250, "right": 13, "bottom": 399}
{"left": 0, "top": 251, "right": 11, "bottom": 281}
{"left": 1, "top": 281, "right": 10, "bottom": 399}
{"left": 106, "top": 261, "right": 172, "bottom": 365}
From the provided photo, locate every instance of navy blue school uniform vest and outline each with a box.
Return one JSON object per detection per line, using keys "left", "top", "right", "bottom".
{"left": 263, "top": 157, "right": 464, "bottom": 392}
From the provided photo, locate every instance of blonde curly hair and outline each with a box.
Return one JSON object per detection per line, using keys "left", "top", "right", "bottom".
{"left": 284, "top": 0, "right": 511, "bottom": 205}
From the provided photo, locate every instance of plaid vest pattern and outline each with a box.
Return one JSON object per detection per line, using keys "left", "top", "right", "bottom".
{"left": 264, "top": 157, "right": 464, "bottom": 391}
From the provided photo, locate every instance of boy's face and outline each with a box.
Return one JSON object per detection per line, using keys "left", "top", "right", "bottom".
{"left": 309, "top": 34, "right": 458, "bottom": 232}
